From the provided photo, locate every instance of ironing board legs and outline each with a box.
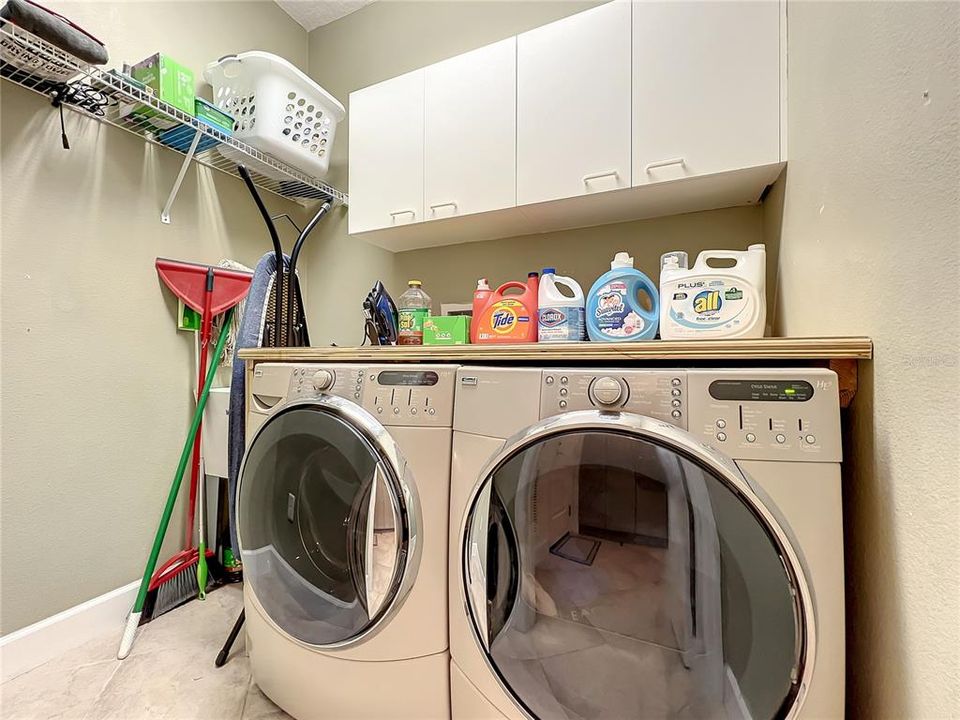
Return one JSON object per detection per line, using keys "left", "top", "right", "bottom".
{"left": 215, "top": 609, "right": 245, "bottom": 667}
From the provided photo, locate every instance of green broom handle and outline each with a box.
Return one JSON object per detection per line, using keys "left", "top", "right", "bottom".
{"left": 132, "top": 308, "right": 234, "bottom": 615}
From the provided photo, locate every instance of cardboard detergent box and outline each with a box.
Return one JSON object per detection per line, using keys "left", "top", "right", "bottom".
{"left": 131, "top": 53, "right": 195, "bottom": 116}
{"left": 423, "top": 315, "right": 470, "bottom": 345}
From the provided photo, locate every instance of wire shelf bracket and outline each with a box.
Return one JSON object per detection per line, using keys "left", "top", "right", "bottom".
{"left": 0, "top": 22, "right": 348, "bottom": 224}
{"left": 160, "top": 129, "right": 203, "bottom": 224}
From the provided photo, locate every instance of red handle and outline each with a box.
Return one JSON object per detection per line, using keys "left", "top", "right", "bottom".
{"left": 185, "top": 271, "right": 215, "bottom": 549}
{"left": 494, "top": 281, "right": 529, "bottom": 295}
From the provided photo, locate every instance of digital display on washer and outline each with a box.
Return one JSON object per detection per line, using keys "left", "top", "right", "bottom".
{"left": 709, "top": 379, "right": 814, "bottom": 402}
{"left": 376, "top": 370, "right": 439, "bottom": 386}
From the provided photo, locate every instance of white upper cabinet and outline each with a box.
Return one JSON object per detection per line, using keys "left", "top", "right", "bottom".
{"left": 347, "top": 1, "right": 785, "bottom": 250}
{"left": 516, "top": 1, "right": 632, "bottom": 206}
{"left": 632, "top": 1, "right": 781, "bottom": 186}
{"left": 348, "top": 69, "right": 424, "bottom": 234}
{"left": 424, "top": 38, "right": 517, "bottom": 221}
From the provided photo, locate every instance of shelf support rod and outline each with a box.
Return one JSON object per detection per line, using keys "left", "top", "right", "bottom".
{"left": 160, "top": 131, "right": 203, "bottom": 224}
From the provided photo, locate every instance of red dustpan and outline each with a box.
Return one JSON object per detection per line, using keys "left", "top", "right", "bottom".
{"left": 156, "top": 260, "right": 254, "bottom": 317}
{"left": 154, "top": 259, "right": 252, "bottom": 588}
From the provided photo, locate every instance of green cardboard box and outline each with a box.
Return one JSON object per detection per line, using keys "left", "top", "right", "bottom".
{"left": 131, "top": 53, "right": 195, "bottom": 116}
{"left": 195, "top": 98, "right": 234, "bottom": 133}
{"left": 423, "top": 315, "right": 470, "bottom": 345}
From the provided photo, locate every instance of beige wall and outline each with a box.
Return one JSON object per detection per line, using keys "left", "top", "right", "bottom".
{"left": 767, "top": 2, "right": 960, "bottom": 716}
{"left": 0, "top": 2, "right": 310, "bottom": 633}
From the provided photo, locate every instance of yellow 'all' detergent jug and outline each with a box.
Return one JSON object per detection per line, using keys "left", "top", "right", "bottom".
{"left": 659, "top": 244, "right": 766, "bottom": 339}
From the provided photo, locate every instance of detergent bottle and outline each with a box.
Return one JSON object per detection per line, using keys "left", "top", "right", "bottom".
{"left": 470, "top": 278, "right": 492, "bottom": 343}
{"left": 586, "top": 252, "right": 660, "bottom": 342}
{"left": 474, "top": 273, "right": 539, "bottom": 344}
{"left": 538, "top": 268, "right": 586, "bottom": 342}
{"left": 659, "top": 244, "right": 766, "bottom": 339}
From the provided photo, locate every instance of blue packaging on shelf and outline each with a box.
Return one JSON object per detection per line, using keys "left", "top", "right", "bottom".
{"left": 159, "top": 98, "right": 233, "bottom": 154}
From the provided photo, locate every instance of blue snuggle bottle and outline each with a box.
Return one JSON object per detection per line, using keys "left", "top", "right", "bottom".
{"left": 586, "top": 252, "right": 660, "bottom": 342}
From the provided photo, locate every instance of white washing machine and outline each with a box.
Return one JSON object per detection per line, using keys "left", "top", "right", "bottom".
{"left": 240, "top": 363, "right": 456, "bottom": 719}
{"left": 449, "top": 367, "right": 845, "bottom": 720}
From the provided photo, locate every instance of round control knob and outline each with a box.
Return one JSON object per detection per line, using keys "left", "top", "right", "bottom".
{"left": 590, "top": 377, "right": 624, "bottom": 406}
{"left": 311, "top": 369, "right": 334, "bottom": 391}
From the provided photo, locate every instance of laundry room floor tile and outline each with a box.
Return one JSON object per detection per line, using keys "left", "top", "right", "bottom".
{"left": 0, "top": 584, "right": 292, "bottom": 720}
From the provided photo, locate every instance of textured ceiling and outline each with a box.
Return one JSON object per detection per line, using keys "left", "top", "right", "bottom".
{"left": 274, "top": 0, "right": 376, "bottom": 31}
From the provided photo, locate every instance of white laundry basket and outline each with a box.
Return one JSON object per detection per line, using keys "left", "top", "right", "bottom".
{"left": 203, "top": 51, "right": 345, "bottom": 178}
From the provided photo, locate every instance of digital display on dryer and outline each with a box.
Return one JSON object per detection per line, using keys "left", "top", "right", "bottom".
{"left": 376, "top": 370, "right": 439, "bottom": 386}
{"left": 709, "top": 379, "right": 814, "bottom": 402}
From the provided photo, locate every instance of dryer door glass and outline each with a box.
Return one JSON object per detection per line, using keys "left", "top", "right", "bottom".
{"left": 463, "top": 428, "right": 808, "bottom": 720}
{"left": 239, "top": 405, "right": 407, "bottom": 647}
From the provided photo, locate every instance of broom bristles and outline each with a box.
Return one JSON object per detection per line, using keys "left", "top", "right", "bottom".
{"left": 149, "top": 562, "right": 199, "bottom": 621}
{"left": 144, "top": 560, "right": 214, "bottom": 622}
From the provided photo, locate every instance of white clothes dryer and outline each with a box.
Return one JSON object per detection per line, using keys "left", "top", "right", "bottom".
{"left": 449, "top": 367, "right": 845, "bottom": 720}
{"left": 240, "top": 363, "right": 456, "bottom": 719}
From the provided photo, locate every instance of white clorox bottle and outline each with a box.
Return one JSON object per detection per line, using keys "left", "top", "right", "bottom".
{"left": 538, "top": 268, "right": 586, "bottom": 342}
{"left": 659, "top": 244, "right": 767, "bottom": 339}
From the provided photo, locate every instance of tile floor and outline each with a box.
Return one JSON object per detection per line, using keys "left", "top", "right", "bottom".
{"left": 1, "top": 585, "right": 292, "bottom": 720}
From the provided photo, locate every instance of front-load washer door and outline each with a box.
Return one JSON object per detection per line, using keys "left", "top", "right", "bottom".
{"left": 238, "top": 395, "right": 421, "bottom": 649}
{"left": 462, "top": 410, "right": 814, "bottom": 720}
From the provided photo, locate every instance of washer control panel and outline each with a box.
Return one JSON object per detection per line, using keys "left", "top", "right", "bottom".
{"left": 287, "top": 364, "right": 362, "bottom": 400}
{"left": 686, "top": 369, "right": 841, "bottom": 462}
{"left": 541, "top": 370, "right": 686, "bottom": 427}
{"left": 256, "top": 363, "right": 456, "bottom": 427}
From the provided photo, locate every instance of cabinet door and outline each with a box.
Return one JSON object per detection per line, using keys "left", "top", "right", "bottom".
{"left": 632, "top": 1, "right": 781, "bottom": 186}
{"left": 517, "top": 1, "right": 632, "bottom": 206}
{"left": 424, "top": 38, "right": 516, "bottom": 220}
{"left": 348, "top": 70, "right": 424, "bottom": 234}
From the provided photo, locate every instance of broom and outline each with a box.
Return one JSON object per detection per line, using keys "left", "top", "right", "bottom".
{"left": 117, "top": 309, "right": 233, "bottom": 660}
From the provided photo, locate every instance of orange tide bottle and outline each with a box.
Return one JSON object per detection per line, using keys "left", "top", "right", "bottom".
{"left": 474, "top": 272, "right": 539, "bottom": 344}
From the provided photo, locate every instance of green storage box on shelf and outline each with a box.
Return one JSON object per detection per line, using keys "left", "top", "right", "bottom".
{"left": 423, "top": 316, "right": 470, "bottom": 345}
{"left": 194, "top": 98, "right": 233, "bottom": 132}
{"left": 131, "top": 53, "right": 195, "bottom": 116}
{"left": 194, "top": 98, "right": 233, "bottom": 135}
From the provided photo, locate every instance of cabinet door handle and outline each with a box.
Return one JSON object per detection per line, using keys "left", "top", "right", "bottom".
{"left": 429, "top": 201, "right": 458, "bottom": 213}
{"left": 645, "top": 157, "right": 686, "bottom": 173}
{"left": 581, "top": 170, "right": 620, "bottom": 184}
{"left": 389, "top": 209, "right": 416, "bottom": 222}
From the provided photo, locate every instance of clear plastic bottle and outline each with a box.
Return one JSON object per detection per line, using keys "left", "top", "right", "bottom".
{"left": 397, "top": 280, "right": 432, "bottom": 345}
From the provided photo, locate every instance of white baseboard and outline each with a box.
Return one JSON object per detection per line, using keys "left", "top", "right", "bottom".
{"left": 0, "top": 579, "right": 138, "bottom": 684}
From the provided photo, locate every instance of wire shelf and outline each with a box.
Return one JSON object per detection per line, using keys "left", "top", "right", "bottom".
{"left": 0, "top": 21, "right": 348, "bottom": 207}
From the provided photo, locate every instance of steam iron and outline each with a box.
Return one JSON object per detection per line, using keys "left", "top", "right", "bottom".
{"left": 363, "top": 281, "right": 398, "bottom": 346}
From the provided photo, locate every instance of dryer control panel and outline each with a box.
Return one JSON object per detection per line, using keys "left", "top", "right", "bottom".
{"left": 540, "top": 369, "right": 686, "bottom": 427}
{"left": 360, "top": 366, "right": 457, "bottom": 426}
{"left": 686, "top": 369, "right": 841, "bottom": 462}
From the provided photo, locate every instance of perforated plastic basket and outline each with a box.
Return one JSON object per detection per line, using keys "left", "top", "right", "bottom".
{"left": 203, "top": 51, "right": 345, "bottom": 178}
